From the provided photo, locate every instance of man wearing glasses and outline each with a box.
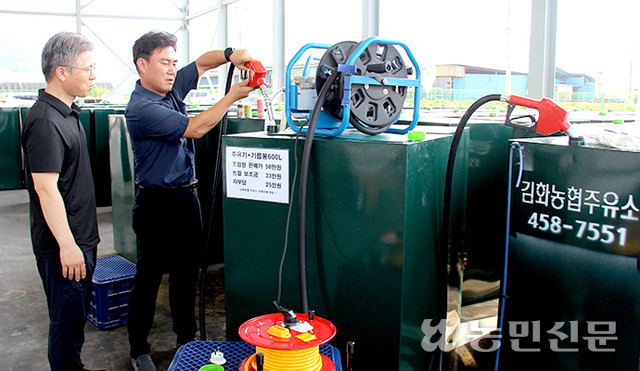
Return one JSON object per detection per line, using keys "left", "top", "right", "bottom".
{"left": 125, "top": 31, "right": 254, "bottom": 371}
{"left": 22, "top": 32, "right": 102, "bottom": 371}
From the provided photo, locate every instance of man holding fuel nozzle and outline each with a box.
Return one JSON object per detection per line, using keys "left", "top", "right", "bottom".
{"left": 125, "top": 31, "right": 255, "bottom": 371}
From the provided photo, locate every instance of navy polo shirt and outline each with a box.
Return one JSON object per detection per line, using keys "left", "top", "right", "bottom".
{"left": 22, "top": 89, "right": 100, "bottom": 258}
{"left": 125, "top": 62, "right": 200, "bottom": 188}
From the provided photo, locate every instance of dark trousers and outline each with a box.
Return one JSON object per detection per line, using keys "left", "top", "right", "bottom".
{"left": 37, "top": 247, "right": 97, "bottom": 371}
{"left": 128, "top": 187, "right": 202, "bottom": 359}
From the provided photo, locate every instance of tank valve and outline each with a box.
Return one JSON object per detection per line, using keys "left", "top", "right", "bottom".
{"left": 273, "top": 301, "right": 300, "bottom": 328}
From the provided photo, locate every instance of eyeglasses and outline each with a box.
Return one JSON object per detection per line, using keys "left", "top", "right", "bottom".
{"left": 63, "top": 64, "right": 96, "bottom": 76}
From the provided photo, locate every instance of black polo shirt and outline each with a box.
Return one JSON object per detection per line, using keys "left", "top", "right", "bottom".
{"left": 22, "top": 89, "right": 100, "bottom": 258}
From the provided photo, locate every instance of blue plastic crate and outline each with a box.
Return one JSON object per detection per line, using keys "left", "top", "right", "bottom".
{"left": 168, "top": 341, "right": 342, "bottom": 371}
{"left": 88, "top": 255, "right": 136, "bottom": 331}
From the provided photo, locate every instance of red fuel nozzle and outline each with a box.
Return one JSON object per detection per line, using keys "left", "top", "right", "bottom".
{"left": 507, "top": 95, "right": 571, "bottom": 135}
{"left": 244, "top": 59, "right": 276, "bottom": 125}
{"left": 245, "top": 60, "right": 268, "bottom": 89}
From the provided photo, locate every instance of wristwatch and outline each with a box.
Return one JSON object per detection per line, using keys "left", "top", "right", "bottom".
{"left": 224, "top": 47, "right": 235, "bottom": 62}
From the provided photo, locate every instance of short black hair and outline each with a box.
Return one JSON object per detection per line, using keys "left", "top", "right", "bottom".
{"left": 132, "top": 31, "right": 177, "bottom": 73}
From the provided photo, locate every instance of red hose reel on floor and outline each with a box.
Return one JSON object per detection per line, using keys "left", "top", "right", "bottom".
{"left": 238, "top": 312, "right": 337, "bottom": 371}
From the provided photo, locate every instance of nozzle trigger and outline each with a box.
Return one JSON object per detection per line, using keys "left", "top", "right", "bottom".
{"left": 505, "top": 104, "right": 538, "bottom": 132}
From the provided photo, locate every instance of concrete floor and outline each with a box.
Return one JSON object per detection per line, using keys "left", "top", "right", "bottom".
{"left": 0, "top": 188, "right": 496, "bottom": 370}
{"left": 0, "top": 189, "right": 226, "bottom": 371}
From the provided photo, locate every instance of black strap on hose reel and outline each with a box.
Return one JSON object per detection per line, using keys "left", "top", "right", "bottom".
{"left": 315, "top": 40, "right": 410, "bottom": 135}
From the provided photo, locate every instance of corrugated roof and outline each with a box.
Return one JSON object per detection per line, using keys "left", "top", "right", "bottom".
{"left": 437, "top": 64, "right": 593, "bottom": 82}
{"left": 436, "top": 64, "right": 527, "bottom": 77}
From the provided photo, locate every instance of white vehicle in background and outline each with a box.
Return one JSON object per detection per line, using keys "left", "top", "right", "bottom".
{"left": 184, "top": 89, "right": 219, "bottom": 106}
{"left": 184, "top": 69, "right": 226, "bottom": 106}
{"left": 0, "top": 92, "right": 38, "bottom": 107}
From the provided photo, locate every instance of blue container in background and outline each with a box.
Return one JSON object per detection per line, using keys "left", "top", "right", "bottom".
{"left": 88, "top": 255, "right": 136, "bottom": 331}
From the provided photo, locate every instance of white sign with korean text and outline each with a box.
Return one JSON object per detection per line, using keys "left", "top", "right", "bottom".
{"left": 225, "top": 146, "right": 289, "bottom": 204}
{"left": 517, "top": 180, "right": 639, "bottom": 252}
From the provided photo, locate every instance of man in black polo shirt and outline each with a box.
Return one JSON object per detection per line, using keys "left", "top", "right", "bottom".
{"left": 125, "top": 31, "right": 254, "bottom": 371}
{"left": 22, "top": 32, "right": 101, "bottom": 371}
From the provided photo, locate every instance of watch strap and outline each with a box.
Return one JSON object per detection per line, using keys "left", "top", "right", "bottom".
{"left": 224, "top": 47, "right": 234, "bottom": 62}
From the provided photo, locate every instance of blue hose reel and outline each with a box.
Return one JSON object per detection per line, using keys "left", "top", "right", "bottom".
{"left": 285, "top": 37, "right": 421, "bottom": 136}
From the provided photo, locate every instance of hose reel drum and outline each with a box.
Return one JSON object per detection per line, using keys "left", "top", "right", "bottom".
{"left": 285, "top": 37, "right": 421, "bottom": 136}
{"left": 315, "top": 40, "right": 410, "bottom": 135}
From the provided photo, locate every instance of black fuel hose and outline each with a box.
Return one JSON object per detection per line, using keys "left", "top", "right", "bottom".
{"left": 298, "top": 69, "right": 341, "bottom": 314}
{"left": 198, "top": 63, "right": 235, "bottom": 340}
{"left": 436, "top": 94, "right": 502, "bottom": 370}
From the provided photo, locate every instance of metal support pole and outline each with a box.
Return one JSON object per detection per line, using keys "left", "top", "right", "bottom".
{"left": 545, "top": 0, "right": 558, "bottom": 99}
{"left": 505, "top": 0, "right": 512, "bottom": 95}
{"left": 528, "top": 0, "right": 558, "bottom": 99}
{"left": 218, "top": 0, "right": 229, "bottom": 95}
{"left": 75, "top": 0, "right": 82, "bottom": 33}
{"left": 272, "top": 0, "right": 285, "bottom": 92}
{"left": 181, "top": 0, "right": 190, "bottom": 64}
{"left": 362, "top": 0, "right": 379, "bottom": 38}
{"left": 218, "top": 0, "right": 228, "bottom": 49}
